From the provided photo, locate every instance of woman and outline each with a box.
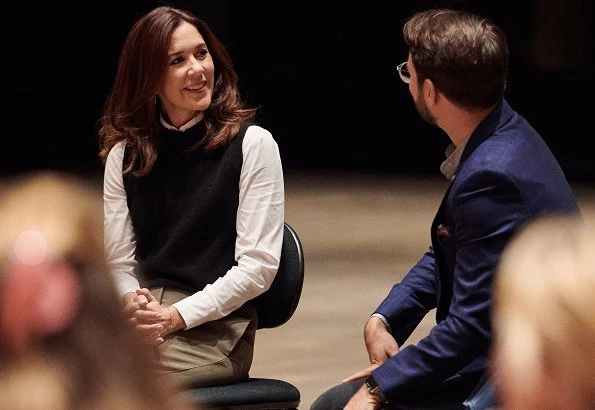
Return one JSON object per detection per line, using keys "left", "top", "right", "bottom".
{"left": 0, "top": 171, "right": 193, "bottom": 410}
{"left": 97, "top": 6, "right": 284, "bottom": 389}
{"left": 492, "top": 215, "right": 595, "bottom": 410}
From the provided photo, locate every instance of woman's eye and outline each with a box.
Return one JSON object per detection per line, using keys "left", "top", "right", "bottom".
{"left": 169, "top": 57, "right": 183, "bottom": 65}
{"left": 196, "top": 49, "right": 209, "bottom": 59}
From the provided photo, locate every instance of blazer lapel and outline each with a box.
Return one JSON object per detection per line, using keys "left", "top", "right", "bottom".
{"left": 431, "top": 183, "right": 454, "bottom": 321}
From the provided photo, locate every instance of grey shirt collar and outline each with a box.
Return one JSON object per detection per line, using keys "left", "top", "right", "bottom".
{"left": 440, "top": 137, "right": 470, "bottom": 181}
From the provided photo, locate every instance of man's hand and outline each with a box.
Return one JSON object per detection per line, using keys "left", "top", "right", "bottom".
{"left": 364, "top": 316, "right": 399, "bottom": 364}
{"left": 343, "top": 363, "right": 379, "bottom": 383}
{"left": 344, "top": 383, "right": 384, "bottom": 410}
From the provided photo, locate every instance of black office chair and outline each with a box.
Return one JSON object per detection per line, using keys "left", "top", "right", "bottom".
{"left": 182, "top": 222, "right": 305, "bottom": 409}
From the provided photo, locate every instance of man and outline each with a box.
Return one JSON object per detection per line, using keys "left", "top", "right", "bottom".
{"left": 311, "top": 8, "right": 580, "bottom": 410}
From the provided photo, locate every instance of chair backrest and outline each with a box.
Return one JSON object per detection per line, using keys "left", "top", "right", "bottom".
{"left": 251, "top": 222, "right": 304, "bottom": 329}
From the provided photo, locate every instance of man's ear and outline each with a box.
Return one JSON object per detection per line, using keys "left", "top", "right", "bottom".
{"left": 423, "top": 78, "right": 438, "bottom": 106}
{"left": 0, "top": 260, "right": 81, "bottom": 352}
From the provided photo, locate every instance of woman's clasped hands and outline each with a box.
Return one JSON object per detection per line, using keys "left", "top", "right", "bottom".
{"left": 122, "top": 288, "right": 179, "bottom": 345}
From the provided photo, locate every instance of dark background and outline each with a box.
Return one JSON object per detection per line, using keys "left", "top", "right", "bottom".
{"left": 3, "top": 0, "right": 594, "bottom": 182}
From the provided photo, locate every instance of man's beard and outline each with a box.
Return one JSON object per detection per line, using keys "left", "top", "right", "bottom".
{"left": 414, "top": 92, "right": 438, "bottom": 127}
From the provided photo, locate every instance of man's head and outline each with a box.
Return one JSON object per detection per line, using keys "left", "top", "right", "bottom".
{"left": 403, "top": 8, "right": 509, "bottom": 111}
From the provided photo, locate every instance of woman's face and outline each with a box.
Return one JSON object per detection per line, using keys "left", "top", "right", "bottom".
{"left": 158, "top": 21, "right": 215, "bottom": 128}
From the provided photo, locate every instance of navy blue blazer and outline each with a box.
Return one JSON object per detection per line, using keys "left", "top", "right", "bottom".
{"left": 372, "top": 99, "right": 580, "bottom": 399}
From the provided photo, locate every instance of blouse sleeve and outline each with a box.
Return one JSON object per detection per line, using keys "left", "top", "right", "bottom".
{"left": 103, "top": 142, "right": 141, "bottom": 295}
{"left": 173, "top": 125, "right": 285, "bottom": 329}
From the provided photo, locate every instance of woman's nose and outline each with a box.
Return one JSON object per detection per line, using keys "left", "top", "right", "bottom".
{"left": 188, "top": 56, "right": 204, "bottom": 74}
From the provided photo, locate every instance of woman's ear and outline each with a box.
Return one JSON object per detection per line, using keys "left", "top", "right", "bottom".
{"left": 0, "top": 260, "right": 81, "bottom": 353}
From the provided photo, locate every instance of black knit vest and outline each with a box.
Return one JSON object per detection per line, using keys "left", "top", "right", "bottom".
{"left": 124, "top": 122, "right": 249, "bottom": 293}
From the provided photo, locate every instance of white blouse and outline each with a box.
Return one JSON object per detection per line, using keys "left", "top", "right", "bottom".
{"left": 103, "top": 122, "right": 285, "bottom": 329}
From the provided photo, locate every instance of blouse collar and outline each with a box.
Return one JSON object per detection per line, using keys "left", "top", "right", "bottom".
{"left": 159, "top": 111, "right": 204, "bottom": 132}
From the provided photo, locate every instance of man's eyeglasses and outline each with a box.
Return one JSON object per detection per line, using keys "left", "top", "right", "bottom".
{"left": 396, "top": 61, "right": 410, "bottom": 84}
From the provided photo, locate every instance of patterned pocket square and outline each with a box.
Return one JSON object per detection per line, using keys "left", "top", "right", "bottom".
{"left": 436, "top": 224, "right": 452, "bottom": 240}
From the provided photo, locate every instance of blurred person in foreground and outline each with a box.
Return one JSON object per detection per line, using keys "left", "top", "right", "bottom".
{"left": 97, "top": 5, "right": 284, "bottom": 389}
{"left": 311, "top": 7, "right": 580, "bottom": 410}
{"left": 491, "top": 215, "right": 595, "bottom": 410}
{"left": 0, "top": 171, "right": 193, "bottom": 410}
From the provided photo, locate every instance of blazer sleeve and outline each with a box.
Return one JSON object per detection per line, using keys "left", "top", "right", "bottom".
{"left": 375, "top": 248, "right": 438, "bottom": 346}
{"left": 372, "top": 170, "right": 527, "bottom": 399}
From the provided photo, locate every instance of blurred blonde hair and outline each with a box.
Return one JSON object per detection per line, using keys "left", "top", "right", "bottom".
{"left": 0, "top": 172, "right": 104, "bottom": 268}
{"left": 493, "top": 214, "right": 595, "bottom": 408}
{"left": 0, "top": 171, "right": 192, "bottom": 410}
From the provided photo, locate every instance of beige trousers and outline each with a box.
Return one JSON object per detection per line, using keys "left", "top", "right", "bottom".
{"left": 150, "top": 287, "right": 257, "bottom": 389}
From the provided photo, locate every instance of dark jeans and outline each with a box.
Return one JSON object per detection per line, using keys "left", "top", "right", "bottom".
{"left": 310, "top": 371, "right": 483, "bottom": 410}
{"left": 462, "top": 374, "right": 498, "bottom": 410}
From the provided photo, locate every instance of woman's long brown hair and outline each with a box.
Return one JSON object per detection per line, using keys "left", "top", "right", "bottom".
{"left": 97, "top": 6, "right": 256, "bottom": 176}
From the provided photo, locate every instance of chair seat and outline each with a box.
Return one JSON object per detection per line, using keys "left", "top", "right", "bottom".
{"left": 182, "top": 378, "right": 300, "bottom": 409}
{"left": 181, "top": 223, "right": 304, "bottom": 409}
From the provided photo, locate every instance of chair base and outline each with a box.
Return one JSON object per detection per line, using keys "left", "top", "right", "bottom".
{"left": 182, "top": 377, "right": 300, "bottom": 410}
